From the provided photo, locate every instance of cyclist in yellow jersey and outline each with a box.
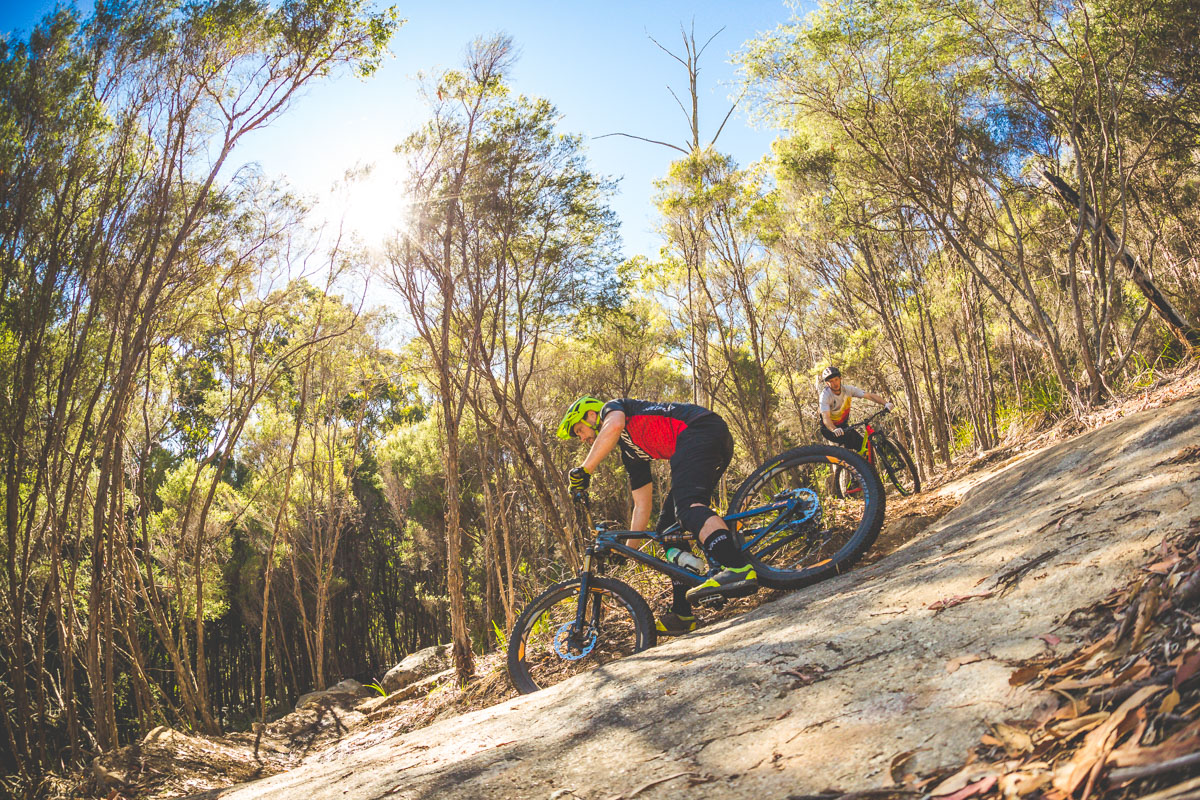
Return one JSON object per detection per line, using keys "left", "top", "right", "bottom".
{"left": 817, "top": 366, "right": 892, "bottom": 454}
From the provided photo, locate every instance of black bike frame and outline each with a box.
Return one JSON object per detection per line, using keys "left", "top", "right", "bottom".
{"left": 569, "top": 496, "right": 809, "bottom": 632}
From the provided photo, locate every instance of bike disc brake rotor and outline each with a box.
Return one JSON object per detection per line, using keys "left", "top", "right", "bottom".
{"left": 792, "top": 488, "right": 820, "bottom": 524}
{"left": 553, "top": 621, "right": 598, "bottom": 660}
{"left": 772, "top": 487, "right": 820, "bottom": 525}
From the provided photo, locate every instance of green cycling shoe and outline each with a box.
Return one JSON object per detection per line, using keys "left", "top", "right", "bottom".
{"left": 655, "top": 613, "right": 697, "bottom": 636}
{"left": 685, "top": 564, "right": 759, "bottom": 603}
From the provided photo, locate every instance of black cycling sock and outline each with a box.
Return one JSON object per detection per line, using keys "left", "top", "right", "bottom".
{"left": 701, "top": 529, "right": 749, "bottom": 570}
{"left": 670, "top": 583, "right": 692, "bottom": 616}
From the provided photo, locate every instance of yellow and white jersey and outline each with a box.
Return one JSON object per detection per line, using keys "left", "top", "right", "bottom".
{"left": 818, "top": 383, "right": 866, "bottom": 427}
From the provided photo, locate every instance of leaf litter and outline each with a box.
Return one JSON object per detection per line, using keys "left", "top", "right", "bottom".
{"left": 895, "top": 520, "right": 1200, "bottom": 800}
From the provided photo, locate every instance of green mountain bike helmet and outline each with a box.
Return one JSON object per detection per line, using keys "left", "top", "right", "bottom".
{"left": 557, "top": 396, "right": 605, "bottom": 440}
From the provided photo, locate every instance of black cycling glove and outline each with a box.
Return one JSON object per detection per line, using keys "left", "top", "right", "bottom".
{"left": 567, "top": 466, "right": 591, "bottom": 493}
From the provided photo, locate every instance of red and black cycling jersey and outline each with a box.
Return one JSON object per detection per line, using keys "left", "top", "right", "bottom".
{"left": 599, "top": 399, "right": 714, "bottom": 489}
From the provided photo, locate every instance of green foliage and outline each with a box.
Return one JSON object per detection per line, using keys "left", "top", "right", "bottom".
{"left": 490, "top": 620, "right": 508, "bottom": 651}
{"left": 0, "top": 0, "right": 410, "bottom": 772}
{"left": 1015, "top": 376, "right": 1067, "bottom": 417}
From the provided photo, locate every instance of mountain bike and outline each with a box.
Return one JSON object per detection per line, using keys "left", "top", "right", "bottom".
{"left": 832, "top": 408, "right": 920, "bottom": 497}
{"left": 506, "top": 444, "right": 885, "bottom": 694}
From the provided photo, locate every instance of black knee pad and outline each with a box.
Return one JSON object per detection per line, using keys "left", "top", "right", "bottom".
{"left": 677, "top": 503, "right": 720, "bottom": 536}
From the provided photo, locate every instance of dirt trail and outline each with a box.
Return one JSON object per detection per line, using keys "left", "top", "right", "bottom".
{"left": 202, "top": 390, "right": 1200, "bottom": 800}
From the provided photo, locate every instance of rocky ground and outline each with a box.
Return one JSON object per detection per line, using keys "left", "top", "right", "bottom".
{"left": 73, "top": 366, "right": 1200, "bottom": 800}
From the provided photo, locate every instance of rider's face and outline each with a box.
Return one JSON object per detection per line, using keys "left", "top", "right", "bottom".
{"left": 827, "top": 376, "right": 842, "bottom": 392}
{"left": 572, "top": 412, "right": 598, "bottom": 444}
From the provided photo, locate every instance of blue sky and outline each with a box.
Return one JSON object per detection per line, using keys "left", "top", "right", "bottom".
{"left": 3, "top": 1, "right": 805, "bottom": 268}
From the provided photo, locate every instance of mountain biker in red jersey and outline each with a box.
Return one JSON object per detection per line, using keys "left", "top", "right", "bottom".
{"left": 557, "top": 397, "right": 758, "bottom": 635}
{"left": 818, "top": 366, "right": 892, "bottom": 455}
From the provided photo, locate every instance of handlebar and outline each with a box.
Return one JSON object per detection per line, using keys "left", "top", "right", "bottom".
{"left": 845, "top": 406, "right": 892, "bottom": 430}
{"left": 570, "top": 491, "right": 666, "bottom": 552}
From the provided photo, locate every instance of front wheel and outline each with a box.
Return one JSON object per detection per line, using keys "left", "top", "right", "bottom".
{"left": 506, "top": 576, "right": 656, "bottom": 694}
{"left": 876, "top": 436, "right": 920, "bottom": 496}
{"left": 728, "top": 445, "right": 885, "bottom": 590}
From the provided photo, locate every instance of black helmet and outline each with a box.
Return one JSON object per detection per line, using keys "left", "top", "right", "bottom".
{"left": 821, "top": 366, "right": 841, "bottom": 382}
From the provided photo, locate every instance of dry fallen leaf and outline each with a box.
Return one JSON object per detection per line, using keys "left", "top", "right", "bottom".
{"left": 940, "top": 775, "right": 999, "bottom": 800}
{"left": 931, "top": 764, "right": 1008, "bottom": 796}
{"left": 1009, "top": 665, "right": 1042, "bottom": 686}
{"left": 999, "top": 770, "right": 1052, "bottom": 799}
{"left": 1107, "top": 721, "right": 1200, "bottom": 769}
{"left": 1173, "top": 649, "right": 1200, "bottom": 688}
{"left": 1055, "top": 685, "right": 1165, "bottom": 795}
{"left": 1038, "top": 634, "right": 1061, "bottom": 646}
{"left": 1045, "top": 675, "right": 1115, "bottom": 692}
{"left": 1159, "top": 690, "right": 1181, "bottom": 715}
{"left": 1046, "top": 712, "right": 1109, "bottom": 738}
{"left": 1146, "top": 556, "right": 1181, "bottom": 574}
{"left": 947, "top": 654, "right": 984, "bottom": 673}
{"left": 991, "top": 722, "right": 1034, "bottom": 756}
{"left": 890, "top": 749, "right": 921, "bottom": 784}
{"left": 1112, "top": 656, "right": 1153, "bottom": 686}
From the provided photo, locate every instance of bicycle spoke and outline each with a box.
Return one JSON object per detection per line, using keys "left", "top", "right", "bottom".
{"left": 733, "top": 453, "right": 876, "bottom": 578}
{"left": 510, "top": 582, "right": 646, "bottom": 691}
{"left": 877, "top": 438, "right": 919, "bottom": 496}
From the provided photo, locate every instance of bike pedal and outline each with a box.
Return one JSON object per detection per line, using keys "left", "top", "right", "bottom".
{"left": 698, "top": 595, "right": 728, "bottom": 609}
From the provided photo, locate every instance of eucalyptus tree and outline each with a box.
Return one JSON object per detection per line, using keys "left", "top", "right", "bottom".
{"left": 385, "top": 35, "right": 622, "bottom": 679}
{"left": 288, "top": 301, "right": 401, "bottom": 691}
{"left": 384, "top": 35, "right": 514, "bottom": 683}
{"left": 603, "top": 25, "right": 743, "bottom": 406}
{"left": 947, "top": 0, "right": 1200, "bottom": 351}
{"left": 654, "top": 151, "right": 786, "bottom": 465}
{"left": 744, "top": 2, "right": 1076, "bottom": 407}
{"left": 0, "top": 0, "right": 396, "bottom": 777}
{"left": 458, "top": 90, "right": 620, "bottom": 575}
{"left": 742, "top": 0, "right": 1192, "bottom": 414}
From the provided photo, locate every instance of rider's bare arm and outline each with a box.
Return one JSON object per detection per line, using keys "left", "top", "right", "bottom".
{"left": 581, "top": 410, "right": 625, "bottom": 473}
{"left": 865, "top": 392, "right": 888, "bottom": 406}
{"left": 821, "top": 409, "right": 837, "bottom": 430}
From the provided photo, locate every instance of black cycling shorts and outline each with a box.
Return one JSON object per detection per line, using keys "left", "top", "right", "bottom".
{"left": 664, "top": 414, "right": 734, "bottom": 521}
{"left": 819, "top": 422, "right": 864, "bottom": 454}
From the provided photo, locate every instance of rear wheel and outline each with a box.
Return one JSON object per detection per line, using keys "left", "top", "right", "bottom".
{"left": 833, "top": 464, "right": 854, "bottom": 498}
{"left": 876, "top": 436, "right": 920, "bottom": 496}
{"left": 506, "top": 576, "right": 656, "bottom": 694}
{"left": 728, "top": 445, "right": 885, "bottom": 590}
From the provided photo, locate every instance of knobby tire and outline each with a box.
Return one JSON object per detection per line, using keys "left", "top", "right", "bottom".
{"left": 876, "top": 436, "right": 920, "bottom": 496}
{"left": 506, "top": 575, "right": 655, "bottom": 694}
{"left": 728, "top": 444, "right": 885, "bottom": 590}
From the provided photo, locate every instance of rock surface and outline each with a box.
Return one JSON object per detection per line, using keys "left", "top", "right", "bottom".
{"left": 295, "top": 679, "right": 374, "bottom": 711}
{"left": 382, "top": 643, "right": 454, "bottom": 693}
{"left": 203, "top": 392, "right": 1200, "bottom": 800}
